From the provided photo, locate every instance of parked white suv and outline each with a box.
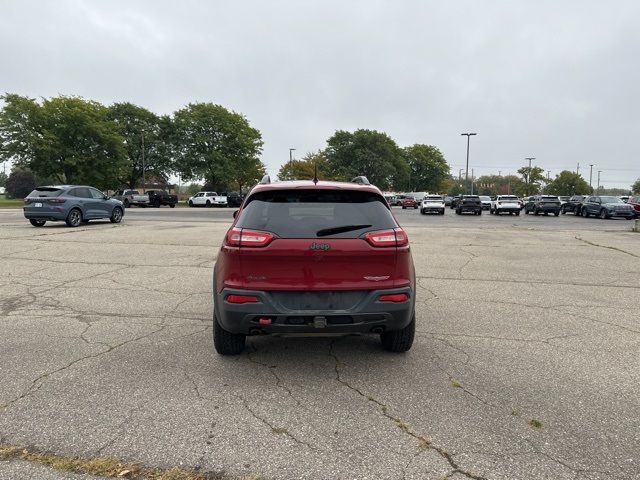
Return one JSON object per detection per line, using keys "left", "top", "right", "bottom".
{"left": 490, "top": 195, "right": 521, "bottom": 215}
{"left": 420, "top": 195, "right": 445, "bottom": 215}
{"left": 188, "top": 191, "right": 228, "bottom": 207}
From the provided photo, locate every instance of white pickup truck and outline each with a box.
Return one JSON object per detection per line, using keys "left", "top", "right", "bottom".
{"left": 188, "top": 191, "right": 228, "bottom": 207}
{"left": 490, "top": 195, "right": 521, "bottom": 215}
{"left": 113, "top": 189, "right": 150, "bottom": 208}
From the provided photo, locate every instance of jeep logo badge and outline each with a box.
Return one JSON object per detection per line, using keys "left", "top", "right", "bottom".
{"left": 310, "top": 242, "right": 330, "bottom": 251}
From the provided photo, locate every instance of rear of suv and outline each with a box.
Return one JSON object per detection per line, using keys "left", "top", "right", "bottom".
{"left": 213, "top": 177, "right": 416, "bottom": 355}
{"left": 455, "top": 195, "right": 482, "bottom": 215}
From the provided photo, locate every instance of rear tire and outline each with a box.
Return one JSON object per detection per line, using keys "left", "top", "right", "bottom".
{"left": 515, "top": 211, "right": 520, "bottom": 216}
{"left": 599, "top": 209, "right": 609, "bottom": 219}
{"left": 65, "top": 208, "right": 82, "bottom": 227}
{"left": 123, "top": 199, "right": 130, "bottom": 208}
{"left": 170, "top": 204, "right": 175, "bottom": 208}
{"left": 29, "top": 219, "right": 46, "bottom": 227}
{"left": 582, "top": 208, "right": 589, "bottom": 218}
{"left": 189, "top": 200, "right": 194, "bottom": 207}
{"left": 554, "top": 212, "right": 559, "bottom": 217}
{"left": 381, "top": 316, "right": 415, "bottom": 353}
{"left": 213, "top": 314, "right": 246, "bottom": 355}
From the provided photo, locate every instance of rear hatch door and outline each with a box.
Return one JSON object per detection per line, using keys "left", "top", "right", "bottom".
{"left": 232, "top": 188, "right": 403, "bottom": 291}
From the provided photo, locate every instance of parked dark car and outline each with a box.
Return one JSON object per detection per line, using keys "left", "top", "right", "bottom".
{"left": 146, "top": 189, "right": 178, "bottom": 208}
{"left": 455, "top": 195, "right": 482, "bottom": 215}
{"left": 23, "top": 185, "right": 124, "bottom": 227}
{"left": 444, "top": 196, "right": 453, "bottom": 206}
{"left": 627, "top": 196, "right": 640, "bottom": 217}
{"left": 213, "top": 176, "right": 416, "bottom": 355}
{"left": 226, "top": 192, "right": 244, "bottom": 208}
{"left": 561, "top": 194, "right": 590, "bottom": 215}
{"left": 580, "top": 196, "right": 635, "bottom": 219}
{"left": 524, "top": 195, "right": 561, "bottom": 216}
{"left": 401, "top": 197, "right": 418, "bottom": 209}
{"left": 450, "top": 195, "right": 461, "bottom": 209}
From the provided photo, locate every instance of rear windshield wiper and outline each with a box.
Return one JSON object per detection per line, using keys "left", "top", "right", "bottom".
{"left": 316, "top": 224, "right": 372, "bottom": 237}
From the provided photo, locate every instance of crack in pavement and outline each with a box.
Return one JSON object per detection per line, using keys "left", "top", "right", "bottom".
{"left": 574, "top": 236, "right": 639, "bottom": 259}
{"left": 230, "top": 391, "right": 322, "bottom": 452}
{"left": 415, "top": 275, "right": 640, "bottom": 291}
{"left": 0, "top": 324, "right": 169, "bottom": 411}
{"left": 328, "top": 340, "right": 487, "bottom": 480}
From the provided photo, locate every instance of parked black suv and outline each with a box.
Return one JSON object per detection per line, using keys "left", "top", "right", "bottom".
{"left": 524, "top": 195, "right": 561, "bottom": 216}
{"left": 561, "top": 194, "right": 590, "bottom": 215}
{"left": 455, "top": 195, "right": 482, "bottom": 215}
{"left": 147, "top": 189, "right": 178, "bottom": 208}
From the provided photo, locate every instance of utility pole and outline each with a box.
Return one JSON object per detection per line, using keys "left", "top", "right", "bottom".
{"left": 525, "top": 157, "right": 535, "bottom": 195}
{"left": 547, "top": 170, "right": 551, "bottom": 181}
{"left": 460, "top": 133, "right": 477, "bottom": 192}
{"left": 498, "top": 170, "right": 501, "bottom": 176}
{"left": 458, "top": 168, "right": 463, "bottom": 183}
{"left": 576, "top": 162, "right": 580, "bottom": 175}
{"left": 589, "top": 164, "right": 594, "bottom": 191}
{"left": 597, "top": 170, "right": 602, "bottom": 193}
{"left": 141, "top": 131, "right": 146, "bottom": 193}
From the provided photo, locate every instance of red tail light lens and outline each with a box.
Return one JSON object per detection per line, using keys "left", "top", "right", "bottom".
{"left": 225, "top": 227, "right": 274, "bottom": 247}
{"left": 48, "top": 198, "right": 66, "bottom": 204}
{"left": 226, "top": 294, "right": 260, "bottom": 304}
{"left": 365, "top": 228, "right": 408, "bottom": 247}
{"left": 379, "top": 293, "right": 409, "bottom": 302}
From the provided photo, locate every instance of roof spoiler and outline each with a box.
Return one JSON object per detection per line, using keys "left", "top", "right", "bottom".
{"left": 259, "top": 175, "right": 271, "bottom": 184}
{"left": 351, "top": 176, "right": 370, "bottom": 185}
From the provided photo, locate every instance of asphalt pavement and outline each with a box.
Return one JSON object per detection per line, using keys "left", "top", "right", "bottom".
{"left": 0, "top": 207, "right": 639, "bottom": 479}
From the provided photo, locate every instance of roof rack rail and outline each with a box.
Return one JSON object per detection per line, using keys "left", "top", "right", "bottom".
{"left": 259, "top": 175, "right": 271, "bottom": 184}
{"left": 351, "top": 176, "right": 370, "bottom": 185}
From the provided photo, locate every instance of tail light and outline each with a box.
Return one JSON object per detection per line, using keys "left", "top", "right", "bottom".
{"left": 364, "top": 228, "right": 408, "bottom": 247}
{"left": 379, "top": 293, "right": 409, "bottom": 302}
{"left": 226, "top": 294, "right": 260, "bottom": 304}
{"left": 225, "top": 227, "right": 273, "bottom": 247}
{"left": 48, "top": 198, "right": 66, "bottom": 204}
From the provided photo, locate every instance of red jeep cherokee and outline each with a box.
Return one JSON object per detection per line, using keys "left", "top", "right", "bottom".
{"left": 213, "top": 176, "right": 416, "bottom": 355}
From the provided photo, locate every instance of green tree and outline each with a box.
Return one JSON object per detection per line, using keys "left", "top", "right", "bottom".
{"left": 106, "top": 102, "right": 173, "bottom": 189}
{"left": 544, "top": 171, "right": 591, "bottom": 196}
{"left": 517, "top": 165, "right": 546, "bottom": 196}
{"left": 172, "top": 103, "right": 264, "bottom": 191}
{"left": 5, "top": 169, "right": 36, "bottom": 198}
{"left": 475, "top": 174, "right": 523, "bottom": 196}
{"left": 324, "top": 129, "right": 405, "bottom": 190}
{"left": 0, "top": 94, "right": 126, "bottom": 190}
{"left": 632, "top": 178, "right": 640, "bottom": 194}
{"left": 402, "top": 144, "right": 450, "bottom": 192}
{"left": 278, "top": 151, "right": 329, "bottom": 181}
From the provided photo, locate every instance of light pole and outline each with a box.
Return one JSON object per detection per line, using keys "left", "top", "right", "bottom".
{"left": 460, "top": 133, "right": 477, "bottom": 191}
{"left": 471, "top": 168, "right": 475, "bottom": 195}
{"left": 288, "top": 148, "right": 296, "bottom": 179}
{"left": 525, "top": 157, "right": 535, "bottom": 195}
{"left": 597, "top": 170, "right": 602, "bottom": 193}
{"left": 141, "top": 131, "right": 146, "bottom": 193}
{"left": 589, "top": 164, "right": 594, "bottom": 191}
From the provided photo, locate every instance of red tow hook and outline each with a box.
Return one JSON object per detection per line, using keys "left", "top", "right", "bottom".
{"left": 258, "top": 317, "right": 273, "bottom": 325}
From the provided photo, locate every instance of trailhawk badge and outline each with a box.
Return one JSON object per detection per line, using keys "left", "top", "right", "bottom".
{"left": 310, "top": 242, "right": 331, "bottom": 251}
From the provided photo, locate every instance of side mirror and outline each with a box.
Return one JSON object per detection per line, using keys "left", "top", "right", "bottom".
{"left": 233, "top": 210, "right": 238, "bottom": 219}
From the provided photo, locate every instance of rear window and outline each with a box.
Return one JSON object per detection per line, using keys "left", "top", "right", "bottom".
{"left": 27, "top": 187, "right": 62, "bottom": 198}
{"left": 541, "top": 196, "right": 559, "bottom": 200}
{"left": 463, "top": 196, "right": 479, "bottom": 199}
{"left": 424, "top": 196, "right": 442, "bottom": 201}
{"left": 237, "top": 189, "right": 396, "bottom": 238}
{"left": 498, "top": 196, "right": 518, "bottom": 200}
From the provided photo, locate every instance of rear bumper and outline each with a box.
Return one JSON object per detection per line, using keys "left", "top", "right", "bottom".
{"left": 458, "top": 205, "right": 481, "bottom": 212}
{"left": 23, "top": 208, "right": 67, "bottom": 221}
{"left": 214, "top": 287, "right": 415, "bottom": 335}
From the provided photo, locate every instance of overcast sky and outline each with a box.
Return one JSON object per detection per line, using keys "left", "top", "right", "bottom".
{"left": 1, "top": 0, "right": 639, "bottom": 188}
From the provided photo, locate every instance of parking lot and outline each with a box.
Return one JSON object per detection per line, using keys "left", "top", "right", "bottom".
{"left": 1, "top": 207, "right": 639, "bottom": 479}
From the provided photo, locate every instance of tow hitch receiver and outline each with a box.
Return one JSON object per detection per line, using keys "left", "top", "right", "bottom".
{"left": 313, "top": 316, "right": 327, "bottom": 328}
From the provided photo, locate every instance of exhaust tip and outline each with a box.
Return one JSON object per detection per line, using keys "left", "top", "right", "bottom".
{"left": 371, "top": 326, "right": 384, "bottom": 334}
{"left": 249, "top": 328, "right": 263, "bottom": 336}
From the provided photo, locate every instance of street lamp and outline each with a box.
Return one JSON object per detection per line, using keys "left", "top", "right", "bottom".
{"left": 288, "top": 148, "right": 296, "bottom": 179}
{"left": 460, "top": 133, "right": 477, "bottom": 191}
{"left": 589, "top": 164, "right": 595, "bottom": 191}
{"left": 141, "top": 131, "right": 146, "bottom": 193}
{"left": 525, "top": 157, "right": 535, "bottom": 195}
{"left": 597, "top": 170, "right": 602, "bottom": 193}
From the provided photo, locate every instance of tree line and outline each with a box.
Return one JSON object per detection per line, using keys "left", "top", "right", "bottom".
{"left": 0, "top": 94, "right": 265, "bottom": 195}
